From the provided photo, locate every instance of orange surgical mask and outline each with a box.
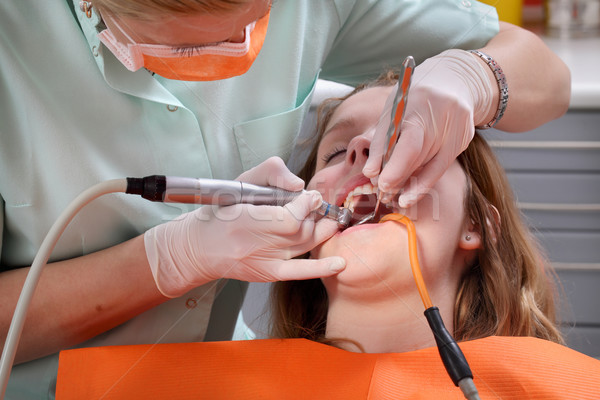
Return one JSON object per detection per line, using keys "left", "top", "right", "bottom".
{"left": 98, "top": 12, "right": 270, "bottom": 81}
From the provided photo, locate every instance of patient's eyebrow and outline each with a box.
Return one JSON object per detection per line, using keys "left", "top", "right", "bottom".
{"left": 323, "top": 117, "right": 357, "bottom": 139}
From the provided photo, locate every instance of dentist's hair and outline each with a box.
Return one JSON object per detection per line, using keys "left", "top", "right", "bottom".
{"left": 93, "top": 0, "right": 252, "bottom": 20}
{"left": 270, "top": 70, "right": 564, "bottom": 345}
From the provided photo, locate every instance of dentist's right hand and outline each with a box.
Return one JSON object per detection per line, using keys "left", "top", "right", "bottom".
{"left": 144, "top": 157, "right": 346, "bottom": 298}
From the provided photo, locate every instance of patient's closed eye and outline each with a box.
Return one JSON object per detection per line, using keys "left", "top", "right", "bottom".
{"left": 322, "top": 146, "right": 347, "bottom": 164}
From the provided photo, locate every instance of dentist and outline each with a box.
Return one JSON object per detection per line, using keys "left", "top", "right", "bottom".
{"left": 0, "top": 1, "right": 569, "bottom": 398}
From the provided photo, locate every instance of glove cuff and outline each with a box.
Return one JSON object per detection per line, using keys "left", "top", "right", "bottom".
{"left": 144, "top": 226, "right": 182, "bottom": 298}
{"left": 144, "top": 220, "right": 205, "bottom": 299}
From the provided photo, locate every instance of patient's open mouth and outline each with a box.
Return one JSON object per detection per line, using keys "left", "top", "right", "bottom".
{"left": 342, "top": 183, "right": 395, "bottom": 224}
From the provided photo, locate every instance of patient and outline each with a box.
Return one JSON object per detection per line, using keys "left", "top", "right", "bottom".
{"left": 270, "top": 70, "right": 563, "bottom": 352}
{"left": 57, "top": 73, "right": 600, "bottom": 399}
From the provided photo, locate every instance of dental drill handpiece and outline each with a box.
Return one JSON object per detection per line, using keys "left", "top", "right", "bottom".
{"left": 125, "top": 175, "right": 352, "bottom": 228}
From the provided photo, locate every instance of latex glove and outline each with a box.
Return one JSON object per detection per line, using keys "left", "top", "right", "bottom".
{"left": 363, "top": 49, "right": 494, "bottom": 207}
{"left": 144, "top": 157, "right": 345, "bottom": 298}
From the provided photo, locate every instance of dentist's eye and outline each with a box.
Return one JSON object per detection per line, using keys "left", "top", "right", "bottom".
{"left": 173, "top": 43, "right": 220, "bottom": 57}
{"left": 321, "top": 146, "right": 346, "bottom": 164}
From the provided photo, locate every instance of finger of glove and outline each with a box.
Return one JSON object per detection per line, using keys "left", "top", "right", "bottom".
{"left": 207, "top": 191, "right": 321, "bottom": 242}
{"left": 251, "top": 191, "right": 321, "bottom": 235}
{"left": 263, "top": 215, "right": 318, "bottom": 254}
{"left": 400, "top": 88, "right": 453, "bottom": 170}
{"left": 313, "top": 217, "right": 341, "bottom": 244}
{"left": 397, "top": 143, "right": 457, "bottom": 208}
{"left": 285, "top": 217, "right": 340, "bottom": 255}
{"left": 236, "top": 156, "right": 304, "bottom": 191}
{"left": 283, "top": 189, "right": 322, "bottom": 218}
{"left": 265, "top": 256, "right": 346, "bottom": 281}
{"left": 376, "top": 120, "right": 425, "bottom": 195}
{"left": 378, "top": 93, "right": 473, "bottom": 198}
{"left": 363, "top": 93, "right": 395, "bottom": 178}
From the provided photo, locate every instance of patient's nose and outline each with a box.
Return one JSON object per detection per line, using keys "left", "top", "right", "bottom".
{"left": 346, "top": 135, "right": 370, "bottom": 167}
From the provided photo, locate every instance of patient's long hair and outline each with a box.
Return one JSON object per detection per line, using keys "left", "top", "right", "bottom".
{"left": 270, "top": 71, "right": 564, "bottom": 345}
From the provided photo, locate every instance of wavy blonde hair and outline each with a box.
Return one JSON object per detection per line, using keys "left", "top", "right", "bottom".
{"left": 270, "top": 71, "right": 564, "bottom": 345}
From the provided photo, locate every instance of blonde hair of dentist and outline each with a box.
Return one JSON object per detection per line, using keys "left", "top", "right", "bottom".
{"left": 92, "top": 0, "right": 252, "bottom": 19}
{"left": 270, "top": 71, "right": 564, "bottom": 346}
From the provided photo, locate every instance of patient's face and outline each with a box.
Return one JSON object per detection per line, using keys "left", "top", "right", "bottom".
{"left": 307, "top": 86, "right": 470, "bottom": 295}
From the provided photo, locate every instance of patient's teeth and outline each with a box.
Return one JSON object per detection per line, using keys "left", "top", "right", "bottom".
{"left": 342, "top": 183, "right": 377, "bottom": 211}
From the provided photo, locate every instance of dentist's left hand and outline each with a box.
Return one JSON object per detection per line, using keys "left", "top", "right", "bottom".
{"left": 144, "top": 157, "right": 345, "bottom": 298}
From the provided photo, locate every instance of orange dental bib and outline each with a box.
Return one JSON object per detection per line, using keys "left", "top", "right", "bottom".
{"left": 57, "top": 336, "right": 600, "bottom": 399}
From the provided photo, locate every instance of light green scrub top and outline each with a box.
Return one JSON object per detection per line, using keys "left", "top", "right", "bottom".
{"left": 0, "top": 0, "right": 498, "bottom": 398}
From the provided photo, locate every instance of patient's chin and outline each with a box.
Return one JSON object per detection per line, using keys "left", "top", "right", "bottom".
{"left": 321, "top": 261, "right": 415, "bottom": 303}
{"left": 320, "top": 245, "right": 411, "bottom": 292}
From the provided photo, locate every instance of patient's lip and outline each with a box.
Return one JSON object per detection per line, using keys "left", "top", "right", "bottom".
{"left": 338, "top": 220, "right": 382, "bottom": 236}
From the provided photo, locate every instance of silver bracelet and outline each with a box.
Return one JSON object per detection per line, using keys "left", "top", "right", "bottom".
{"left": 469, "top": 50, "right": 508, "bottom": 129}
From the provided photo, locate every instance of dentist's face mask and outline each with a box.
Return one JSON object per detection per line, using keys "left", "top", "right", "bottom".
{"left": 98, "top": 12, "right": 270, "bottom": 81}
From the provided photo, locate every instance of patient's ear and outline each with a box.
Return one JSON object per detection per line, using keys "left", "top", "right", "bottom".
{"left": 458, "top": 220, "right": 482, "bottom": 251}
{"left": 459, "top": 204, "right": 500, "bottom": 250}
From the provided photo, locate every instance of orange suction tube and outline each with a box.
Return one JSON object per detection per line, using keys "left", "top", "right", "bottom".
{"left": 379, "top": 213, "right": 433, "bottom": 309}
{"left": 379, "top": 214, "right": 478, "bottom": 397}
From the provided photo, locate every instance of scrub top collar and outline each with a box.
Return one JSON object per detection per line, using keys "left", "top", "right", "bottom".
{"left": 70, "top": 0, "right": 185, "bottom": 109}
